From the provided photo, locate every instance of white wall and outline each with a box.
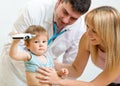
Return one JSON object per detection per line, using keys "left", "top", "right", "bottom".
{"left": 90, "top": 0, "right": 120, "bottom": 12}
{"left": 0, "top": 0, "right": 29, "bottom": 51}
{"left": 0, "top": 0, "right": 120, "bottom": 82}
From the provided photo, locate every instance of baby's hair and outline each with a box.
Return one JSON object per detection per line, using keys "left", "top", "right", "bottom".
{"left": 25, "top": 25, "right": 49, "bottom": 40}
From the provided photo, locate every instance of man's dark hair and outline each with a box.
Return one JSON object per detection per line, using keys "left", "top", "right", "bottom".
{"left": 62, "top": 0, "right": 91, "bottom": 14}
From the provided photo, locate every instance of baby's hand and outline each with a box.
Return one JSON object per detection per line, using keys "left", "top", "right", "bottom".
{"left": 57, "top": 68, "right": 69, "bottom": 78}
{"left": 9, "top": 32, "right": 20, "bottom": 36}
{"left": 9, "top": 32, "right": 21, "bottom": 42}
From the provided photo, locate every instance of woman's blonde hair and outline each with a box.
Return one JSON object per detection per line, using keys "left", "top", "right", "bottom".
{"left": 85, "top": 6, "right": 120, "bottom": 69}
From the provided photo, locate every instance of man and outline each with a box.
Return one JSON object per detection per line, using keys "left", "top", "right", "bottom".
{"left": 0, "top": 0, "right": 91, "bottom": 86}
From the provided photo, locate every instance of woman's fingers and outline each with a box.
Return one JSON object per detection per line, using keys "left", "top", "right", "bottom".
{"left": 36, "top": 76, "right": 50, "bottom": 84}
{"left": 37, "top": 67, "right": 49, "bottom": 76}
{"left": 36, "top": 66, "right": 61, "bottom": 85}
{"left": 38, "top": 66, "right": 54, "bottom": 72}
{"left": 36, "top": 66, "right": 55, "bottom": 79}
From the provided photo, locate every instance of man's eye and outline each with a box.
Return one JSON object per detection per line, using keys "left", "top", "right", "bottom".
{"left": 63, "top": 9, "right": 68, "bottom": 15}
{"left": 70, "top": 17, "right": 77, "bottom": 21}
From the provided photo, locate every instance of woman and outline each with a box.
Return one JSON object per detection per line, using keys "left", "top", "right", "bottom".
{"left": 36, "top": 6, "right": 120, "bottom": 86}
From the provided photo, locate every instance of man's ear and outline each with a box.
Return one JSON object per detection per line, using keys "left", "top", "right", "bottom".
{"left": 57, "top": 0, "right": 62, "bottom": 4}
{"left": 55, "top": 0, "right": 62, "bottom": 9}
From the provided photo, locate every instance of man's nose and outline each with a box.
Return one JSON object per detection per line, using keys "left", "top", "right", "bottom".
{"left": 62, "top": 16, "right": 70, "bottom": 24}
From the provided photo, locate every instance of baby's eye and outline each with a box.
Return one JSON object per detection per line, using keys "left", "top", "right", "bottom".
{"left": 34, "top": 41, "right": 39, "bottom": 43}
{"left": 42, "top": 41, "right": 47, "bottom": 43}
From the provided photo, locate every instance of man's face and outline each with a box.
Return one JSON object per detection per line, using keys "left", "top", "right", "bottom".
{"left": 55, "top": 1, "right": 81, "bottom": 30}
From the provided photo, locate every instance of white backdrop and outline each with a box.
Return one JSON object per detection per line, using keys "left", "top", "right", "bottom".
{"left": 0, "top": 0, "right": 120, "bottom": 82}
{"left": 0, "top": 0, "right": 29, "bottom": 50}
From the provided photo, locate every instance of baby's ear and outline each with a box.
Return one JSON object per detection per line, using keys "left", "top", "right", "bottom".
{"left": 24, "top": 42, "right": 30, "bottom": 51}
{"left": 24, "top": 41, "right": 29, "bottom": 48}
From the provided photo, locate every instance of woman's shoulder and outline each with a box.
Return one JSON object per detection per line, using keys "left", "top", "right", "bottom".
{"left": 79, "top": 33, "right": 90, "bottom": 51}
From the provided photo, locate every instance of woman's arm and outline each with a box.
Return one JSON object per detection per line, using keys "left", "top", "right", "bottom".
{"left": 61, "top": 67, "right": 120, "bottom": 86}
{"left": 37, "top": 66, "right": 90, "bottom": 86}
{"left": 37, "top": 61, "right": 120, "bottom": 86}
{"left": 9, "top": 39, "right": 29, "bottom": 61}
{"left": 54, "top": 34, "right": 90, "bottom": 78}
{"left": 90, "top": 65, "right": 120, "bottom": 86}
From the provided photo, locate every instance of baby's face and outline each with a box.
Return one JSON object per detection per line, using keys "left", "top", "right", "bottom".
{"left": 27, "top": 35, "right": 48, "bottom": 56}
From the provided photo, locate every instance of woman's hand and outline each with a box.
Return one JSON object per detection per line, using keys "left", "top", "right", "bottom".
{"left": 36, "top": 66, "right": 62, "bottom": 85}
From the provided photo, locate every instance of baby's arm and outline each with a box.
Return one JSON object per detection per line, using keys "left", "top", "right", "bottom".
{"left": 9, "top": 35, "right": 30, "bottom": 61}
